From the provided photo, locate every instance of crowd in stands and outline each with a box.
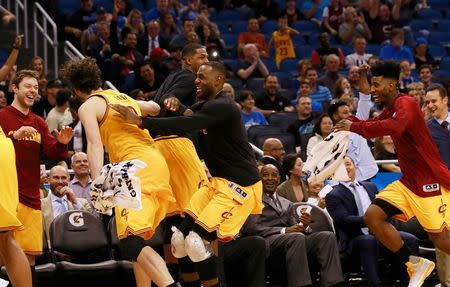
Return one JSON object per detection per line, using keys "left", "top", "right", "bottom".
{"left": 1, "top": 0, "right": 450, "bottom": 286}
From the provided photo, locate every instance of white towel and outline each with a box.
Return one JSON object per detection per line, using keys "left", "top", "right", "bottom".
{"left": 90, "top": 159, "right": 146, "bottom": 215}
{"left": 304, "top": 131, "right": 351, "bottom": 184}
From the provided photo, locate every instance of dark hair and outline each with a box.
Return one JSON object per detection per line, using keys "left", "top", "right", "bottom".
{"left": 238, "top": 89, "right": 254, "bottom": 102}
{"left": 390, "top": 28, "right": 404, "bottom": 39}
{"left": 46, "top": 79, "right": 63, "bottom": 89}
{"left": 327, "top": 101, "right": 348, "bottom": 118}
{"left": 182, "top": 43, "right": 205, "bottom": 58}
{"left": 264, "top": 74, "right": 278, "bottom": 84}
{"left": 202, "top": 61, "right": 226, "bottom": 78}
{"left": 427, "top": 83, "right": 448, "bottom": 99}
{"left": 129, "top": 89, "right": 143, "bottom": 99}
{"left": 11, "top": 70, "right": 40, "bottom": 86}
{"left": 418, "top": 64, "right": 433, "bottom": 73}
{"left": 61, "top": 58, "right": 102, "bottom": 93}
{"left": 282, "top": 153, "right": 300, "bottom": 177}
{"left": 68, "top": 95, "right": 82, "bottom": 111}
{"left": 312, "top": 113, "right": 332, "bottom": 135}
{"left": 371, "top": 61, "right": 400, "bottom": 80}
{"left": 55, "top": 88, "right": 72, "bottom": 107}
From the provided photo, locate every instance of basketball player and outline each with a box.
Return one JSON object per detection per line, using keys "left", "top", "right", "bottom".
{"left": 0, "top": 70, "right": 73, "bottom": 286}
{"left": 335, "top": 61, "right": 450, "bottom": 287}
{"left": 112, "top": 61, "right": 263, "bottom": 287}
{"left": 0, "top": 125, "right": 32, "bottom": 287}
{"left": 62, "top": 57, "right": 179, "bottom": 287}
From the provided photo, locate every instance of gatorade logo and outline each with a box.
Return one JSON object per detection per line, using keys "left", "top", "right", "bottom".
{"left": 69, "top": 212, "right": 84, "bottom": 227}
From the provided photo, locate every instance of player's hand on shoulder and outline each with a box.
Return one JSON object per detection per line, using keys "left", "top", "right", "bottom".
{"left": 110, "top": 104, "right": 141, "bottom": 124}
{"left": 54, "top": 126, "right": 74, "bottom": 144}
{"left": 334, "top": 119, "right": 352, "bottom": 132}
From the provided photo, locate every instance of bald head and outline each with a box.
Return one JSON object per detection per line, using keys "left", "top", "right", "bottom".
{"left": 262, "top": 138, "right": 285, "bottom": 162}
{"left": 49, "top": 165, "right": 69, "bottom": 177}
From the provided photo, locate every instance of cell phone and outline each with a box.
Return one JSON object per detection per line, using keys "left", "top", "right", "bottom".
{"left": 296, "top": 205, "right": 312, "bottom": 216}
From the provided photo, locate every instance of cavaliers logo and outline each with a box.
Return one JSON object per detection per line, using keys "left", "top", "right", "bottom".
{"left": 439, "top": 204, "right": 447, "bottom": 214}
{"left": 69, "top": 212, "right": 84, "bottom": 227}
{"left": 121, "top": 209, "right": 129, "bottom": 221}
{"left": 221, "top": 211, "right": 233, "bottom": 220}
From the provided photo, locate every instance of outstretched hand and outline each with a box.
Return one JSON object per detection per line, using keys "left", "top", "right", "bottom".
{"left": 54, "top": 126, "right": 73, "bottom": 144}
{"left": 110, "top": 104, "right": 141, "bottom": 125}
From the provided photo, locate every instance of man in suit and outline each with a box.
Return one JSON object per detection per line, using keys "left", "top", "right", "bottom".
{"left": 261, "top": 138, "right": 287, "bottom": 180}
{"left": 41, "top": 165, "right": 93, "bottom": 243}
{"left": 243, "top": 164, "right": 344, "bottom": 287}
{"left": 326, "top": 156, "right": 419, "bottom": 287}
{"left": 137, "top": 21, "right": 170, "bottom": 60}
{"left": 426, "top": 83, "right": 450, "bottom": 287}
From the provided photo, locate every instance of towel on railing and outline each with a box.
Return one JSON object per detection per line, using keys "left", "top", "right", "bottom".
{"left": 304, "top": 131, "right": 351, "bottom": 184}
{"left": 89, "top": 159, "right": 146, "bottom": 215}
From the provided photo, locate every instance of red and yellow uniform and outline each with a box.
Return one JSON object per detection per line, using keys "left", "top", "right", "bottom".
{"left": 272, "top": 30, "right": 296, "bottom": 69}
{"left": 0, "top": 106, "right": 67, "bottom": 255}
{"left": 91, "top": 89, "right": 174, "bottom": 240}
{"left": 0, "top": 126, "right": 22, "bottom": 232}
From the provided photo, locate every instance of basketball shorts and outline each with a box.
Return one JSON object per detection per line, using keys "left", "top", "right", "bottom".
{"left": 15, "top": 203, "right": 43, "bottom": 255}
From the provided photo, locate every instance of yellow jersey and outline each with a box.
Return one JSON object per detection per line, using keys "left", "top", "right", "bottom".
{"left": 272, "top": 30, "right": 296, "bottom": 69}
{"left": 90, "top": 89, "right": 154, "bottom": 162}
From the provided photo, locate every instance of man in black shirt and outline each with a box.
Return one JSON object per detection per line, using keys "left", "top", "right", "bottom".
{"left": 255, "top": 74, "right": 293, "bottom": 117}
{"left": 112, "top": 61, "right": 263, "bottom": 287}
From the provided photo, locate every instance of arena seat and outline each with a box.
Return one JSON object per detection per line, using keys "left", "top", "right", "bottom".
{"left": 429, "top": 32, "right": 450, "bottom": 45}
{"left": 416, "top": 8, "right": 442, "bottom": 20}
{"left": 246, "top": 77, "right": 265, "bottom": 94}
{"left": 267, "top": 112, "right": 297, "bottom": 132}
{"left": 230, "top": 20, "right": 248, "bottom": 34}
{"left": 279, "top": 58, "right": 299, "bottom": 73}
{"left": 50, "top": 211, "right": 117, "bottom": 285}
{"left": 262, "top": 58, "right": 277, "bottom": 72}
{"left": 261, "top": 20, "right": 278, "bottom": 34}
{"left": 292, "top": 21, "right": 320, "bottom": 34}
{"left": 247, "top": 125, "right": 283, "bottom": 145}
{"left": 410, "top": 19, "right": 433, "bottom": 32}
{"left": 215, "top": 9, "right": 246, "bottom": 21}
{"left": 428, "top": 44, "right": 446, "bottom": 60}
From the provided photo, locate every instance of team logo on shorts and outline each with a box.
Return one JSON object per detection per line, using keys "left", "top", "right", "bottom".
{"left": 121, "top": 209, "right": 129, "bottom": 221}
{"left": 221, "top": 211, "right": 233, "bottom": 220}
{"left": 439, "top": 204, "right": 447, "bottom": 214}
{"left": 69, "top": 212, "right": 84, "bottom": 227}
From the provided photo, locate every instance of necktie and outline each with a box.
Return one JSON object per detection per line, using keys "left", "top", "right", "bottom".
{"left": 55, "top": 197, "right": 67, "bottom": 216}
{"left": 350, "top": 183, "right": 369, "bottom": 235}
{"left": 269, "top": 194, "right": 280, "bottom": 209}
{"left": 150, "top": 37, "right": 156, "bottom": 51}
{"left": 442, "top": 121, "right": 449, "bottom": 134}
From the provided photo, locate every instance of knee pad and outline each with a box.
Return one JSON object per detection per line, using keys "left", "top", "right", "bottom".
{"left": 171, "top": 226, "right": 188, "bottom": 258}
{"left": 184, "top": 231, "right": 213, "bottom": 263}
{"left": 119, "top": 235, "right": 147, "bottom": 261}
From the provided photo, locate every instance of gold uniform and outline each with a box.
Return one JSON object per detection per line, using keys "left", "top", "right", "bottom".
{"left": 272, "top": 30, "right": 296, "bottom": 69}
{"left": 92, "top": 90, "right": 174, "bottom": 240}
{"left": 0, "top": 126, "right": 22, "bottom": 232}
{"left": 154, "top": 136, "right": 208, "bottom": 216}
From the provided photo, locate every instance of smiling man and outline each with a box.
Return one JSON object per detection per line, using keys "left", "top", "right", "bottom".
{"left": 335, "top": 61, "right": 450, "bottom": 287}
{"left": 69, "top": 152, "right": 92, "bottom": 204}
{"left": 112, "top": 61, "right": 263, "bottom": 287}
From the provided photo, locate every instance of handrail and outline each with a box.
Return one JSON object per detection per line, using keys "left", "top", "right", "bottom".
{"left": 1, "top": 0, "right": 29, "bottom": 48}
{"left": 33, "top": 2, "right": 58, "bottom": 78}
{"left": 64, "top": 41, "right": 86, "bottom": 60}
{"left": 105, "top": 81, "right": 119, "bottom": 91}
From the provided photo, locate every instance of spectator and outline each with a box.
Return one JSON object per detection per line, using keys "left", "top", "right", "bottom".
{"left": 305, "top": 67, "right": 332, "bottom": 107}
{"left": 333, "top": 77, "right": 353, "bottom": 100}
{"left": 195, "top": 5, "right": 220, "bottom": 38}
{"left": 179, "top": 0, "right": 201, "bottom": 22}
{"left": 345, "top": 36, "right": 372, "bottom": 69}
{"left": 306, "top": 180, "right": 326, "bottom": 208}
{"left": 0, "top": 4, "right": 15, "bottom": 26}
{"left": 261, "top": 138, "right": 286, "bottom": 180}
{"left": 254, "top": 74, "right": 292, "bottom": 117}
{"left": 347, "top": 66, "right": 361, "bottom": 95}
{"left": 125, "top": 8, "right": 145, "bottom": 36}
{"left": 399, "top": 60, "right": 417, "bottom": 91}
{"left": 237, "top": 18, "right": 269, "bottom": 58}
{"left": 64, "top": 0, "right": 97, "bottom": 47}
{"left": 379, "top": 28, "right": 415, "bottom": 68}
{"left": 164, "top": 45, "right": 183, "bottom": 72}
{"left": 311, "top": 32, "right": 344, "bottom": 69}
{"left": 293, "top": 78, "right": 323, "bottom": 113}
{"left": 244, "top": 164, "right": 344, "bottom": 287}
{"left": 339, "top": 6, "right": 372, "bottom": 45}
{"left": 46, "top": 89, "right": 73, "bottom": 133}
{"left": 418, "top": 64, "right": 434, "bottom": 91}
{"left": 287, "top": 96, "right": 316, "bottom": 153}
{"left": 86, "top": 21, "right": 112, "bottom": 62}
{"left": 306, "top": 114, "right": 333, "bottom": 159}
{"left": 268, "top": 15, "right": 299, "bottom": 70}
{"left": 32, "top": 79, "right": 63, "bottom": 119}
{"left": 83, "top": 6, "right": 110, "bottom": 51}
{"left": 280, "top": 0, "right": 303, "bottom": 26}
{"left": 328, "top": 100, "right": 378, "bottom": 181}
{"left": 69, "top": 152, "right": 93, "bottom": 204}
{"left": 326, "top": 155, "right": 418, "bottom": 287}
{"left": 322, "top": 0, "right": 344, "bottom": 37}
{"left": 138, "top": 20, "right": 170, "bottom": 59}
{"left": 414, "top": 37, "right": 436, "bottom": 70}
{"left": 41, "top": 165, "right": 93, "bottom": 243}
{"left": 169, "top": 19, "right": 195, "bottom": 48}
{"left": 143, "top": 0, "right": 176, "bottom": 24}
{"left": 318, "top": 54, "right": 344, "bottom": 93}
{"left": 196, "top": 24, "right": 224, "bottom": 58}
{"left": 0, "top": 36, "right": 22, "bottom": 82}
{"left": 276, "top": 153, "right": 309, "bottom": 203}
{"left": 238, "top": 90, "right": 268, "bottom": 130}
{"left": 158, "top": 12, "right": 180, "bottom": 42}
{"left": 68, "top": 96, "right": 87, "bottom": 155}
{"left": 374, "top": 136, "right": 401, "bottom": 172}
{"left": 129, "top": 89, "right": 147, "bottom": 101}
{"left": 255, "top": 0, "right": 280, "bottom": 21}
{"left": 365, "top": 3, "right": 400, "bottom": 44}
{"left": 222, "top": 83, "right": 235, "bottom": 99}
{"left": 0, "top": 90, "right": 6, "bottom": 108}
{"left": 29, "top": 56, "right": 48, "bottom": 93}
{"left": 237, "top": 44, "right": 269, "bottom": 84}
{"left": 186, "top": 31, "right": 200, "bottom": 44}
{"left": 301, "top": 0, "right": 328, "bottom": 26}
{"left": 407, "top": 82, "right": 427, "bottom": 116}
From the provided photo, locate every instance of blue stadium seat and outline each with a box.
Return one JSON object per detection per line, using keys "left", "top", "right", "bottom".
{"left": 365, "top": 44, "right": 381, "bottom": 56}
{"left": 222, "top": 33, "right": 238, "bottom": 48}
{"left": 226, "top": 78, "right": 243, "bottom": 92}
{"left": 292, "top": 34, "right": 306, "bottom": 45}
{"left": 247, "top": 78, "right": 265, "bottom": 94}
{"left": 279, "top": 88, "right": 296, "bottom": 101}
{"left": 126, "top": 0, "right": 145, "bottom": 12}
{"left": 410, "top": 19, "right": 433, "bottom": 31}
{"left": 231, "top": 20, "right": 248, "bottom": 34}
{"left": 268, "top": 112, "right": 298, "bottom": 132}
{"left": 262, "top": 58, "right": 277, "bottom": 73}
{"left": 215, "top": 9, "right": 245, "bottom": 21}
{"left": 439, "top": 56, "right": 450, "bottom": 70}
{"left": 279, "top": 58, "right": 299, "bottom": 72}
{"left": 428, "top": 44, "right": 446, "bottom": 60}
{"left": 273, "top": 71, "right": 291, "bottom": 88}
{"left": 292, "top": 21, "right": 320, "bottom": 33}
{"left": 261, "top": 20, "right": 278, "bottom": 34}
{"left": 247, "top": 125, "right": 283, "bottom": 144}
{"left": 223, "top": 59, "right": 239, "bottom": 73}
{"left": 416, "top": 8, "right": 442, "bottom": 20}
{"left": 57, "top": 0, "right": 80, "bottom": 16}
{"left": 427, "top": 0, "right": 449, "bottom": 10}
{"left": 295, "top": 45, "right": 314, "bottom": 59}
{"left": 336, "top": 45, "right": 352, "bottom": 56}
{"left": 371, "top": 172, "right": 402, "bottom": 191}
{"left": 428, "top": 32, "right": 450, "bottom": 45}
{"left": 436, "top": 20, "right": 450, "bottom": 32}
{"left": 146, "top": 0, "right": 156, "bottom": 9}
{"left": 256, "top": 133, "right": 296, "bottom": 154}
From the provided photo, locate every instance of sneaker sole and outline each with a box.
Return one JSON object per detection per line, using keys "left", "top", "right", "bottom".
{"left": 409, "top": 261, "right": 435, "bottom": 287}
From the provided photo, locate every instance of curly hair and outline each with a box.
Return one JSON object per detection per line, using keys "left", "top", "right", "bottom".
{"left": 61, "top": 58, "right": 102, "bottom": 94}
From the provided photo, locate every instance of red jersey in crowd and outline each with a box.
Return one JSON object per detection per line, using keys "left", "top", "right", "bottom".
{"left": 349, "top": 94, "right": 450, "bottom": 197}
{"left": 0, "top": 106, "right": 68, "bottom": 209}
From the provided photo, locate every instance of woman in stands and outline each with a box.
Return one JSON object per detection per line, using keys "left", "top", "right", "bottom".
{"left": 29, "top": 56, "right": 47, "bottom": 93}
{"left": 238, "top": 90, "right": 268, "bottom": 130}
{"left": 125, "top": 9, "right": 145, "bottom": 36}
{"left": 374, "top": 135, "right": 401, "bottom": 173}
{"left": 306, "top": 114, "right": 333, "bottom": 159}
{"left": 276, "top": 153, "right": 309, "bottom": 203}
